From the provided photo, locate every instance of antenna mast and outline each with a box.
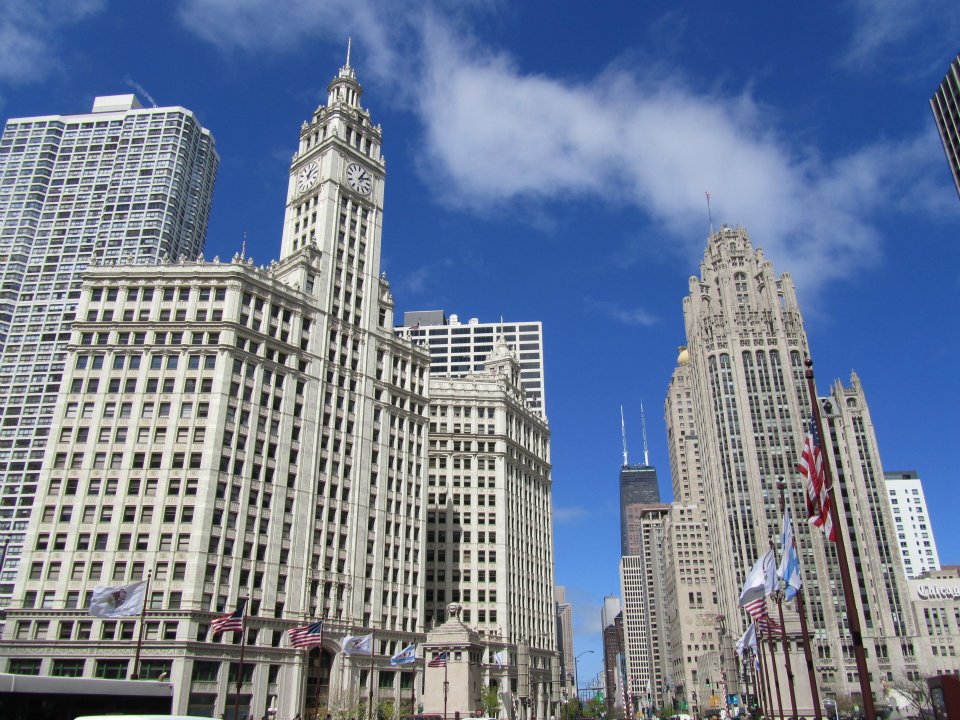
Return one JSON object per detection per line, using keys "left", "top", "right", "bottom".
{"left": 640, "top": 401, "right": 650, "bottom": 466}
{"left": 620, "top": 405, "right": 628, "bottom": 467}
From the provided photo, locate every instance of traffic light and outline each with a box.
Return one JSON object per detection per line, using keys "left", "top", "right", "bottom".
{"left": 705, "top": 679, "right": 711, "bottom": 689}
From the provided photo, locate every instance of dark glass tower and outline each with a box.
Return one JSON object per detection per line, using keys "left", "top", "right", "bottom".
{"left": 619, "top": 464, "right": 659, "bottom": 555}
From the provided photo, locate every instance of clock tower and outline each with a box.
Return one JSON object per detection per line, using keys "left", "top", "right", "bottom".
{"left": 280, "top": 44, "right": 386, "bottom": 285}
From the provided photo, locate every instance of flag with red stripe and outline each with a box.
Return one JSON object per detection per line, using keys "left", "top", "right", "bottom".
{"left": 211, "top": 599, "right": 246, "bottom": 635}
{"left": 289, "top": 621, "right": 324, "bottom": 649}
{"left": 799, "top": 417, "right": 836, "bottom": 542}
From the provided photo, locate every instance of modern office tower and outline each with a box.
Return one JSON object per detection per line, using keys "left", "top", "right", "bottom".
{"left": 931, "top": 53, "right": 960, "bottom": 199}
{"left": 676, "top": 225, "right": 921, "bottom": 710}
{"left": 401, "top": 311, "right": 547, "bottom": 416}
{"left": 620, "top": 505, "right": 669, "bottom": 718}
{"left": 555, "top": 586, "right": 575, "bottom": 694}
{"left": 601, "top": 596, "right": 624, "bottom": 714}
{"left": 425, "top": 339, "right": 558, "bottom": 720}
{"left": 0, "top": 57, "right": 431, "bottom": 720}
{"left": 885, "top": 471, "right": 941, "bottom": 579}
{"left": 620, "top": 465, "right": 660, "bottom": 556}
{"left": 0, "top": 95, "right": 217, "bottom": 607}
{"left": 662, "top": 353, "right": 720, "bottom": 716}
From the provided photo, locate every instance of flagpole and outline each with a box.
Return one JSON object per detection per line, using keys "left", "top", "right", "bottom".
{"left": 741, "top": 653, "right": 753, "bottom": 717}
{"left": 130, "top": 570, "right": 151, "bottom": 679}
{"left": 769, "top": 539, "right": 799, "bottom": 720}
{"left": 755, "top": 635, "right": 771, "bottom": 717}
{"left": 235, "top": 598, "right": 247, "bottom": 720}
{"left": 778, "top": 479, "right": 822, "bottom": 720}
{"left": 764, "top": 626, "right": 784, "bottom": 720}
{"left": 410, "top": 647, "right": 417, "bottom": 717}
{"left": 369, "top": 628, "right": 376, "bottom": 720}
{"left": 314, "top": 621, "right": 326, "bottom": 720}
{"left": 805, "top": 358, "right": 877, "bottom": 720}
{"left": 443, "top": 657, "right": 449, "bottom": 720}
{"left": 756, "top": 636, "right": 771, "bottom": 717}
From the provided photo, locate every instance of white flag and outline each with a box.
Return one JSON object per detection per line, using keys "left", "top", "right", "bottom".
{"left": 89, "top": 580, "right": 147, "bottom": 617}
{"left": 343, "top": 633, "right": 373, "bottom": 655}
{"left": 494, "top": 651, "right": 504, "bottom": 668}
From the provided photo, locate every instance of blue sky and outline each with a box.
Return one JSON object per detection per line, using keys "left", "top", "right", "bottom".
{"left": 2, "top": 0, "right": 959, "bottom": 684}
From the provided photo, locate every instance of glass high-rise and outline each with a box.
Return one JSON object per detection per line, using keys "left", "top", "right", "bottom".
{"left": 0, "top": 95, "right": 217, "bottom": 607}
{"left": 931, "top": 53, "right": 960, "bottom": 200}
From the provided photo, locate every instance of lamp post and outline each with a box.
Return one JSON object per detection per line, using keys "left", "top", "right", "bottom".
{"left": 574, "top": 651, "right": 594, "bottom": 706}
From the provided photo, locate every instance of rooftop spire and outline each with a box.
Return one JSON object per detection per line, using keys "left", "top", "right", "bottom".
{"left": 346, "top": 37, "right": 352, "bottom": 68}
{"left": 641, "top": 401, "right": 650, "bottom": 466}
{"left": 621, "top": 405, "right": 629, "bottom": 466}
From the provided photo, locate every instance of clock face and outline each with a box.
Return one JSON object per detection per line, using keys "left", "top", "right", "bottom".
{"left": 296, "top": 161, "right": 320, "bottom": 193}
{"left": 346, "top": 163, "right": 373, "bottom": 195}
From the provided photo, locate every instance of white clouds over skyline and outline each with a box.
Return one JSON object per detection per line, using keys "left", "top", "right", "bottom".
{"left": 170, "top": 0, "right": 952, "bottom": 299}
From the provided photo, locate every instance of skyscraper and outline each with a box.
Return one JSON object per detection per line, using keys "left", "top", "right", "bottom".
{"left": 619, "top": 465, "right": 660, "bottom": 556}
{"left": 0, "top": 95, "right": 217, "bottom": 607}
{"left": 885, "top": 470, "right": 941, "bottom": 578}
{"left": 931, "top": 52, "right": 960, "bottom": 200}
{"left": 425, "top": 339, "right": 557, "bottom": 720}
{"left": 400, "top": 311, "right": 547, "bottom": 416}
{"left": 0, "top": 57, "right": 430, "bottom": 720}
{"left": 674, "top": 225, "right": 920, "bottom": 710}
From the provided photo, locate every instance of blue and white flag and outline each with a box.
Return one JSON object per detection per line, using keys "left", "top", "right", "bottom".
{"left": 777, "top": 509, "right": 803, "bottom": 601}
{"left": 390, "top": 644, "right": 417, "bottom": 666}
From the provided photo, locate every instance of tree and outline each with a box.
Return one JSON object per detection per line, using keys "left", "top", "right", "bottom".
{"left": 885, "top": 676, "right": 932, "bottom": 719}
{"left": 482, "top": 686, "right": 503, "bottom": 718}
{"left": 584, "top": 696, "right": 606, "bottom": 718}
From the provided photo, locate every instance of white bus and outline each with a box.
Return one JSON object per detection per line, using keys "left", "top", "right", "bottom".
{"left": 0, "top": 673, "right": 176, "bottom": 720}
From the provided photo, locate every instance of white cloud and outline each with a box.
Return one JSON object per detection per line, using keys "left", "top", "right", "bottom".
{"left": 0, "top": 0, "right": 104, "bottom": 84}
{"left": 175, "top": 0, "right": 419, "bottom": 88}
{"left": 174, "top": 2, "right": 951, "bottom": 296}
{"left": 415, "top": 20, "right": 946, "bottom": 294}
{"left": 553, "top": 505, "right": 590, "bottom": 524}
{"left": 585, "top": 298, "right": 657, "bottom": 327}
{"left": 842, "top": 0, "right": 960, "bottom": 71}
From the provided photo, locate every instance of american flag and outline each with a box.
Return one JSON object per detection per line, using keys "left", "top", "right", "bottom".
{"left": 754, "top": 614, "right": 782, "bottom": 637}
{"left": 427, "top": 651, "right": 449, "bottom": 667}
{"left": 211, "top": 600, "right": 246, "bottom": 635}
{"left": 742, "top": 596, "right": 767, "bottom": 623}
{"left": 799, "top": 417, "right": 836, "bottom": 542}
{"left": 289, "top": 621, "right": 324, "bottom": 649}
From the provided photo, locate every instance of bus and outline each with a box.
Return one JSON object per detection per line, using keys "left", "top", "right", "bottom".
{"left": 0, "top": 672, "right": 175, "bottom": 720}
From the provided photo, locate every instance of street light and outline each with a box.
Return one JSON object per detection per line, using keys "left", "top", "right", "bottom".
{"left": 574, "top": 651, "right": 594, "bottom": 714}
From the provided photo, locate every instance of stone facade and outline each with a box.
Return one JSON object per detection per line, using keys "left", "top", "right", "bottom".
{"left": 670, "top": 225, "right": 922, "bottom": 714}
{"left": 0, "top": 57, "right": 430, "bottom": 720}
{"left": 425, "top": 339, "right": 557, "bottom": 720}
{"left": 0, "top": 94, "right": 218, "bottom": 610}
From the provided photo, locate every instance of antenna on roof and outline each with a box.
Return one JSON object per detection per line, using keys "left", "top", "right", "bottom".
{"left": 346, "top": 37, "right": 352, "bottom": 67}
{"left": 705, "top": 191, "right": 714, "bottom": 237}
{"left": 640, "top": 401, "right": 650, "bottom": 466}
{"left": 620, "top": 405, "right": 628, "bottom": 467}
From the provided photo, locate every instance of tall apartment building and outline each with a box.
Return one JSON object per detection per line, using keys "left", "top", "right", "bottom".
{"left": 0, "top": 57, "right": 431, "bottom": 720}
{"left": 661, "top": 354, "right": 719, "bottom": 716}
{"left": 619, "top": 465, "right": 660, "bottom": 556}
{"left": 885, "top": 471, "right": 941, "bottom": 579}
{"left": 931, "top": 53, "right": 960, "bottom": 199}
{"left": 401, "top": 311, "right": 546, "bottom": 416}
{"left": 0, "top": 95, "right": 217, "bottom": 606}
{"left": 425, "top": 339, "right": 558, "bottom": 719}
{"left": 620, "top": 504, "right": 670, "bottom": 718}
{"left": 555, "top": 585, "right": 575, "bottom": 693}
{"left": 676, "top": 225, "right": 920, "bottom": 710}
